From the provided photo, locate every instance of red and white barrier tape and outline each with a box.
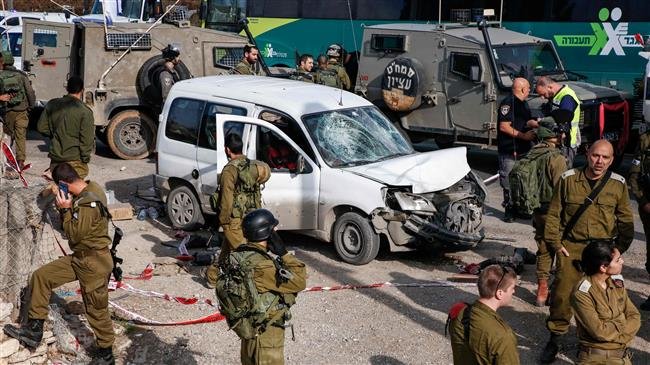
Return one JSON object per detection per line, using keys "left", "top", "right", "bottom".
{"left": 302, "top": 280, "right": 474, "bottom": 292}
{"left": 109, "top": 300, "right": 225, "bottom": 326}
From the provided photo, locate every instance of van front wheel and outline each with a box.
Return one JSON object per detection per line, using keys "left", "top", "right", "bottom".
{"left": 167, "top": 185, "right": 203, "bottom": 230}
{"left": 332, "top": 212, "right": 380, "bottom": 265}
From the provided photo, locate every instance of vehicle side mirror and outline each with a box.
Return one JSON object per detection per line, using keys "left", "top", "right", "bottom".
{"left": 470, "top": 65, "right": 480, "bottom": 83}
{"left": 36, "top": 48, "right": 44, "bottom": 57}
{"left": 291, "top": 155, "right": 308, "bottom": 174}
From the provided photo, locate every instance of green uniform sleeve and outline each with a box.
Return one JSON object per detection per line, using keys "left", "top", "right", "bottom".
{"left": 493, "top": 332, "right": 521, "bottom": 365}
{"left": 571, "top": 289, "right": 626, "bottom": 344}
{"left": 36, "top": 106, "right": 51, "bottom": 137}
{"left": 218, "top": 165, "right": 237, "bottom": 224}
{"left": 253, "top": 253, "right": 307, "bottom": 294}
{"left": 22, "top": 74, "right": 35, "bottom": 108}
{"left": 79, "top": 109, "right": 95, "bottom": 164}
{"left": 339, "top": 67, "right": 351, "bottom": 90}
{"left": 614, "top": 183, "right": 634, "bottom": 253}
{"left": 619, "top": 289, "right": 641, "bottom": 344}
{"left": 544, "top": 177, "right": 564, "bottom": 251}
{"left": 548, "top": 154, "right": 567, "bottom": 188}
{"left": 628, "top": 134, "right": 650, "bottom": 206}
{"left": 62, "top": 205, "right": 104, "bottom": 246}
{"left": 235, "top": 62, "right": 251, "bottom": 75}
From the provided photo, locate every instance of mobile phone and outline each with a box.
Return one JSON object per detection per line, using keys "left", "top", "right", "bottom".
{"left": 58, "top": 182, "right": 69, "bottom": 199}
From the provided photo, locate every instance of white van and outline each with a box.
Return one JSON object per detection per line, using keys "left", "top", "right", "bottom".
{"left": 154, "top": 76, "right": 487, "bottom": 264}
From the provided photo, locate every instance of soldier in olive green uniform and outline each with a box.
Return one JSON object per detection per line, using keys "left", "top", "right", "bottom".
{"left": 571, "top": 241, "right": 640, "bottom": 365}
{"left": 235, "top": 45, "right": 265, "bottom": 76}
{"left": 314, "top": 44, "right": 351, "bottom": 90}
{"left": 3, "top": 163, "right": 115, "bottom": 364}
{"left": 530, "top": 116, "right": 568, "bottom": 306}
{"left": 37, "top": 76, "right": 94, "bottom": 179}
{"left": 205, "top": 133, "right": 265, "bottom": 287}
{"left": 290, "top": 54, "right": 314, "bottom": 83}
{"left": 540, "top": 140, "right": 634, "bottom": 363}
{"left": 627, "top": 129, "right": 650, "bottom": 310}
{"left": 236, "top": 209, "right": 306, "bottom": 365}
{"left": 0, "top": 50, "right": 35, "bottom": 171}
{"left": 448, "top": 264, "right": 520, "bottom": 365}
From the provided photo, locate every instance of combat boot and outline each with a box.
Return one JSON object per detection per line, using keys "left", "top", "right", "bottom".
{"left": 90, "top": 347, "right": 115, "bottom": 365}
{"left": 535, "top": 279, "right": 549, "bottom": 307}
{"left": 540, "top": 333, "right": 561, "bottom": 363}
{"left": 3, "top": 319, "right": 44, "bottom": 349}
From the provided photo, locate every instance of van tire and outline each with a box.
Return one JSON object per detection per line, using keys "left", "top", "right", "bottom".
{"left": 333, "top": 212, "right": 380, "bottom": 265}
{"left": 106, "top": 110, "right": 156, "bottom": 160}
{"left": 137, "top": 55, "right": 192, "bottom": 108}
{"left": 167, "top": 185, "right": 204, "bottom": 230}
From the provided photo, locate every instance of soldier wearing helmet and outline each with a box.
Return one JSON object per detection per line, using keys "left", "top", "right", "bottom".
{"left": 159, "top": 44, "right": 181, "bottom": 103}
{"left": 237, "top": 208, "right": 307, "bottom": 365}
{"left": 314, "top": 44, "right": 351, "bottom": 90}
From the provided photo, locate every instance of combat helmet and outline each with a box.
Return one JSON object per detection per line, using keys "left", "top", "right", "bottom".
{"left": 242, "top": 209, "right": 279, "bottom": 242}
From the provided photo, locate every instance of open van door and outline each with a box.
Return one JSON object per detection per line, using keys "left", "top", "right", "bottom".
{"left": 215, "top": 114, "right": 320, "bottom": 230}
{"left": 22, "top": 19, "right": 75, "bottom": 102}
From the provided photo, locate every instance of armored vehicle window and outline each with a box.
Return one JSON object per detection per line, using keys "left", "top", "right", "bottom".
{"left": 33, "top": 30, "right": 57, "bottom": 48}
{"left": 213, "top": 47, "right": 244, "bottom": 69}
{"left": 371, "top": 35, "right": 405, "bottom": 52}
{"left": 450, "top": 53, "right": 480, "bottom": 80}
{"left": 198, "top": 103, "right": 247, "bottom": 149}
{"left": 6, "top": 17, "right": 19, "bottom": 26}
{"left": 166, "top": 98, "right": 205, "bottom": 145}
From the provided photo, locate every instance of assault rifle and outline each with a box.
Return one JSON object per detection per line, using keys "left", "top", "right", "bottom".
{"left": 110, "top": 227, "right": 124, "bottom": 282}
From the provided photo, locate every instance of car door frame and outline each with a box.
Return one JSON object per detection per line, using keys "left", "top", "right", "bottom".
{"left": 215, "top": 114, "right": 321, "bottom": 230}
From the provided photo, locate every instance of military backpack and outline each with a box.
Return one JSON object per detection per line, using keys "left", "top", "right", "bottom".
{"left": 210, "top": 158, "right": 271, "bottom": 215}
{"left": 215, "top": 245, "right": 295, "bottom": 339}
{"left": 315, "top": 67, "right": 342, "bottom": 88}
{"left": 508, "top": 147, "right": 562, "bottom": 216}
{"left": 0, "top": 70, "right": 25, "bottom": 107}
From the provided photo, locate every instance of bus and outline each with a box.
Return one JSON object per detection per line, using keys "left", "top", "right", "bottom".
{"left": 203, "top": 0, "right": 650, "bottom": 95}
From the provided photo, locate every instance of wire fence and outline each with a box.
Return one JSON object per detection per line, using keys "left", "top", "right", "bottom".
{"left": 0, "top": 182, "right": 61, "bottom": 321}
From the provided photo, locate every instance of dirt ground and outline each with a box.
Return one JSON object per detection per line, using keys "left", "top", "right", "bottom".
{"left": 11, "top": 132, "right": 650, "bottom": 365}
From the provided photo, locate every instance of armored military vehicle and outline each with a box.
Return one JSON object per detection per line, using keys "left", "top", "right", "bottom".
{"left": 22, "top": 18, "right": 249, "bottom": 159}
{"left": 355, "top": 21, "right": 632, "bottom": 155}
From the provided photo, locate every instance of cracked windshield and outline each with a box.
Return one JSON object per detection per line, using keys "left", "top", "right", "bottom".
{"left": 302, "top": 106, "right": 413, "bottom": 167}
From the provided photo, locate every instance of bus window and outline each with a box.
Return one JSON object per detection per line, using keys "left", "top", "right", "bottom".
{"left": 249, "top": 0, "right": 299, "bottom": 18}
{"left": 356, "top": 0, "right": 411, "bottom": 20}
{"left": 302, "top": 0, "right": 349, "bottom": 19}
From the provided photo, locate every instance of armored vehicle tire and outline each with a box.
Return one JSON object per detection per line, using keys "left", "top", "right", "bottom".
{"left": 167, "top": 185, "right": 204, "bottom": 230}
{"left": 332, "top": 212, "right": 380, "bottom": 265}
{"left": 137, "top": 56, "right": 192, "bottom": 107}
{"left": 106, "top": 110, "right": 156, "bottom": 160}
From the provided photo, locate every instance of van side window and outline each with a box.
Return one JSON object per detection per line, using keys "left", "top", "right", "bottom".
{"left": 257, "top": 127, "right": 300, "bottom": 173}
{"left": 198, "top": 103, "right": 247, "bottom": 149}
{"left": 165, "top": 98, "right": 205, "bottom": 144}
{"left": 258, "top": 110, "right": 316, "bottom": 162}
{"left": 450, "top": 52, "right": 480, "bottom": 80}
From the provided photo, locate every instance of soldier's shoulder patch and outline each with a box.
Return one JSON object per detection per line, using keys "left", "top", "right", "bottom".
{"left": 632, "top": 159, "right": 641, "bottom": 166}
{"left": 578, "top": 280, "right": 591, "bottom": 293}
{"left": 611, "top": 274, "right": 625, "bottom": 288}
{"left": 561, "top": 169, "right": 576, "bottom": 179}
{"left": 500, "top": 104, "right": 510, "bottom": 116}
{"left": 610, "top": 172, "right": 625, "bottom": 184}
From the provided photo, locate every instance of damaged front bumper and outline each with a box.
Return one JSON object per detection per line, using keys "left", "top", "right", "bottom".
{"left": 374, "top": 172, "right": 486, "bottom": 251}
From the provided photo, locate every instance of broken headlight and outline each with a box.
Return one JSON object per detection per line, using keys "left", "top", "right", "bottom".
{"left": 393, "top": 192, "right": 436, "bottom": 213}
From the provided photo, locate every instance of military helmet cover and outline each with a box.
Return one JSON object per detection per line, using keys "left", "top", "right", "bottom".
{"left": 1, "top": 51, "right": 13, "bottom": 66}
{"left": 326, "top": 44, "right": 342, "bottom": 58}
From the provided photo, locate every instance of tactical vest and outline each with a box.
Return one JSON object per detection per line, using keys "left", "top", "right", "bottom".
{"left": 215, "top": 245, "right": 295, "bottom": 339}
{"left": 316, "top": 67, "right": 342, "bottom": 88}
{"left": 553, "top": 86, "right": 581, "bottom": 148}
{"left": 0, "top": 70, "right": 25, "bottom": 108}
{"left": 231, "top": 158, "right": 262, "bottom": 218}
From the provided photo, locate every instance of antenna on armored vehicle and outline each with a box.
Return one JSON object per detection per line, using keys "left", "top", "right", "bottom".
{"left": 97, "top": 0, "right": 181, "bottom": 92}
{"left": 49, "top": 0, "right": 81, "bottom": 17}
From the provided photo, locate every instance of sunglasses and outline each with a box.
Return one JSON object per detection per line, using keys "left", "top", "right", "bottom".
{"left": 494, "top": 265, "right": 515, "bottom": 297}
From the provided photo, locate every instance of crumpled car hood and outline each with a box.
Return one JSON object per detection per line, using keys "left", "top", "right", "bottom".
{"left": 343, "top": 147, "right": 470, "bottom": 193}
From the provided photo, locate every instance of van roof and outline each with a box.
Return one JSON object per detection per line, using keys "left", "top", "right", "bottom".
{"left": 172, "top": 75, "right": 373, "bottom": 116}
{"left": 367, "top": 23, "right": 546, "bottom": 45}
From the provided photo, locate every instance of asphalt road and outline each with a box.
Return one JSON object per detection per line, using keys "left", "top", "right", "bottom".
{"left": 12, "top": 132, "right": 650, "bottom": 365}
